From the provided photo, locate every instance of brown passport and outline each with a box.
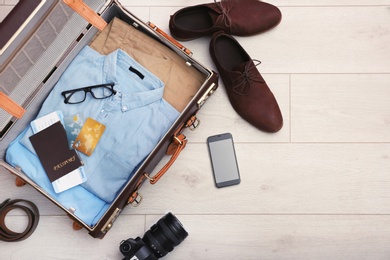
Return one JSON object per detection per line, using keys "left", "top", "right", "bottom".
{"left": 29, "top": 121, "right": 82, "bottom": 182}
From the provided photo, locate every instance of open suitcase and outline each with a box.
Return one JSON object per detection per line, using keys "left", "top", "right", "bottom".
{"left": 0, "top": 0, "right": 218, "bottom": 238}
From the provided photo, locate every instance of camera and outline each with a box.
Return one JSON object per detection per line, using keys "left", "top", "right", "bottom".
{"left": 119, "top": 212, "right": 188, "bottom": 260}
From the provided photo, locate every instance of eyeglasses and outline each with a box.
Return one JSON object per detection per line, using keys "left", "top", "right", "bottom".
{"left": 61, "top": 83, "right": 116, "bottom": 104}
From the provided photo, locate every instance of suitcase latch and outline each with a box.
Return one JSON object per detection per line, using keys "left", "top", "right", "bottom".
{"left": 197, "top": 83, "right": 217, "bottom": 108}
{"left": 101, "top": 208, "right": 121, "bottom": 234}
{"left": 128, "top": 190, "right": 143, "bottom": 207}
{"left": 186, "top": 116, "right": 200, "bottom": 131}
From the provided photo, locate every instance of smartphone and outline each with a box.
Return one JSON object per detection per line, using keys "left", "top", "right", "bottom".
{"left": 207, "top": 133, "right": 241, "bottom": 188}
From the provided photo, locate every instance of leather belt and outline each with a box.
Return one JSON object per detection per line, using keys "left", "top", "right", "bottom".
{"left": 0, "top": 198, "right": 40, "bottom": 242}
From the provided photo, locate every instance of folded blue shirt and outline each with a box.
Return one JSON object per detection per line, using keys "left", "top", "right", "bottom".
{"left": 6, "top": 46, "right": 179, "bottom": 225}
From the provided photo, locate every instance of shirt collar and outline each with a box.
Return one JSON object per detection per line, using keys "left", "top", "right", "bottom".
{"left": 120, "top": 88, "right": 164, "bottom": 111}
{"left": 101, "top": 47, "right": 165, "bottom": 111}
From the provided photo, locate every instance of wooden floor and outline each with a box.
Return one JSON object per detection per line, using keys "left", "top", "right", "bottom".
{"left": 1, "top": 0, "right": 390, "bottom": 259}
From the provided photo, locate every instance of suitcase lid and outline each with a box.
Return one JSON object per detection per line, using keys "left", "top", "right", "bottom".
{"left": 0, "top": 0, "right": 109, "bottom": 139}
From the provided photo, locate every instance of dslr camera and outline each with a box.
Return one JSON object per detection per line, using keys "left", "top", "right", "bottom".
{"left": 119, "top": 212, "right": 188, "bottom": 260}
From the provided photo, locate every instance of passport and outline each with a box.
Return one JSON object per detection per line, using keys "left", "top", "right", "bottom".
{"left": 29, "top": 121, "right": 83, "bottom": 182}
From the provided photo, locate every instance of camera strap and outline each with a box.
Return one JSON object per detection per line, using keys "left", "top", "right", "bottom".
{"left": 0, "top": 198, "right": 40, "bottom": 242}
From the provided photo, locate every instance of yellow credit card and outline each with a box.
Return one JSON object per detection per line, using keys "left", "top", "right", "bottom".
{"left": 73, "top": 117, "right": 105, "bottom": 156}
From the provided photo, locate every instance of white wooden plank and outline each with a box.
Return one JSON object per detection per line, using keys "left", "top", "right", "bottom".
{"left": 145, "top": 215, "right": 390, "bottom": 260}
{"left": 239, "top": 6, "right": 390, "bottom": 74}
{"left": 274, "top": 0, "right": 390, "bottom": 6}
{"left": 4, "top": 0, "right": 17, "bottom": 5}
{"left": 0, "top": 5, "right": 12, "bottom": 22}
{"left": 128, "top": 143, "right": 390, "bottom": 215}
{"left": 2, "top": 215, "right": 390, "bottom": 259}
{"left": 149, "top": 6, "right": 390, "bottom": 74}
{"left": 0, "top": 215, "right": 145, "bottom": 259}
{"left": 291, "top": 74, "right": 390, "bottom": 142}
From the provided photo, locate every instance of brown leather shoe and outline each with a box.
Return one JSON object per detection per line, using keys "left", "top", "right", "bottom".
{"left": 169, "top": 0, "right": 282, "bottom": 41}
{"left": 209, "top": 31, "right": 283, "bottom": 132}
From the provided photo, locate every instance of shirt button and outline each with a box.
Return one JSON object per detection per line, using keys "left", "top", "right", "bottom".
{"left": 100, "top": 109, "right": 105, "bottom": 113}
{"left": 122, "top": 106, "right": 128, "bottom": 111}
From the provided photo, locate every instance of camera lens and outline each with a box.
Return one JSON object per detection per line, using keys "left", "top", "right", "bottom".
{"left": 120, "top": 241, "right": 132, "bottom": 253}
{"left": 143, "top": 212, "right": 188, "bottom": 258}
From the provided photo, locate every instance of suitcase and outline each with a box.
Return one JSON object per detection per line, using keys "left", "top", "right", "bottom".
{"left": 0, "top": 0, "right": 218, "bottom": 238}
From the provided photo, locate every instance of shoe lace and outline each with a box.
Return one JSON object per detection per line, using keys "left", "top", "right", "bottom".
{"left": 214, "top": 0, "right": 232, "bottom": 28}
{"left": 232, "top": 59, "right": 265, "bottom": 95}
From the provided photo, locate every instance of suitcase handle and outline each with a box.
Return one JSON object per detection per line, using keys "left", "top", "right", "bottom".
{"left": 63, "top": 0, "right": 107, "bottom": 31}
{"left": 143, "top": 116, "right": 199, "bottom": 185}
{"left": 129, "top": 117, "right": 198, "bottom": 205}
{"left": 0, "top": 92, "right": 25, "bottom": 119}
{"left": 147, "top": 22, "right": 192, "bottom": 56}
{"left": 144, "top": 133, "right": 187, "bottom": 185}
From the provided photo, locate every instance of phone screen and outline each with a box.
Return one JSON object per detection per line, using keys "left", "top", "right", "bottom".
{"left": 207, "top": 133, "right": 240, "bottom": 188}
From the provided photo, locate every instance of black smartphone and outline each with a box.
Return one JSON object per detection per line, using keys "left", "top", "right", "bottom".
{"left": 207, "top": 133, "right": 241, "bottom": 188}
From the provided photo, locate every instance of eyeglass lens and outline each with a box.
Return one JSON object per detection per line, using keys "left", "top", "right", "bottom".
{"left": 64, "top": 84, "right": 115, "bottom": 104}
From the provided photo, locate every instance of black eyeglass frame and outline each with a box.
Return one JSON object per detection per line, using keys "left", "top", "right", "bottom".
{"left": 61, "top": 83, "right": 116, "bottom": 104}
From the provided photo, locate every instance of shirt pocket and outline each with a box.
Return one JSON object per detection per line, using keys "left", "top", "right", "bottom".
{"left": 82, "top": 149, "right": 135, "bottom": 203}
